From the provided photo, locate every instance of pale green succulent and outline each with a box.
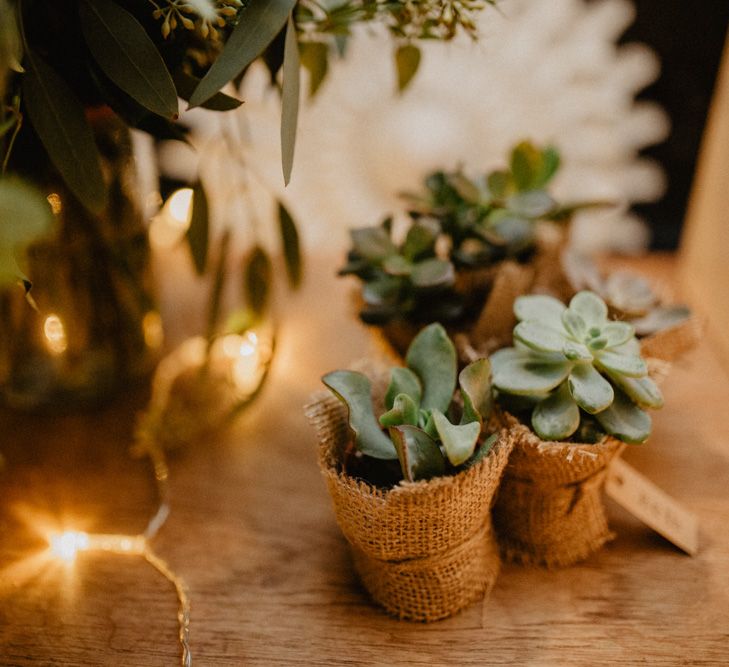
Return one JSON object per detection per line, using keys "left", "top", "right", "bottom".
{"left": 322, "top": 323, "right": 497, "bottom": 484}
{"left": 491, "top": 291, "right": 663, "bottom": 444}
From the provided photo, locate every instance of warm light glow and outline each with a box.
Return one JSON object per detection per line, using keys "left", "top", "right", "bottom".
{"left": 143, "top": 310, "right": 164, "bottom": 349}
{"left": 43, "top": 313, "right": 68, "bottom": 355}
{"left": 149, "top": 187, "right": 194, "bottom": 249}
{"left": 48, "top": 530, "right": 146, "bottom": 563}
{"left": 46, "top": 193, "right": 62, "bottom": 215}
{"left": 213, "top": 326, "right": 274, "bottom": 397}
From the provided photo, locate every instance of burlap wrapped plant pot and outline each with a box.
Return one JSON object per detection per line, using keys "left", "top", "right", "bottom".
{"left": 305, "top": 390, "right": 513, "bottom": 622}
{"left": 493, "top": 412, "right": 625, "bottom": 568}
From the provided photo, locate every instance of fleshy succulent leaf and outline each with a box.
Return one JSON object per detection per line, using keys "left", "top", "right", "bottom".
{"left": 350, "top": 226, "right": 396, "bottom": 261}
{"left": 561, "top": 309, "right": 587, "bottom": 339}
{"left": 322, "top": 371, "right": 397, "bottom": 460}
{"left": 562, "top": 340, "right": 593, "bottom": 361}
{"left": 569, "top": 291, "right": 608, "bottom": 326}
{"left": 379, "top": 393, "right": 419, "bottom": 427}
{"left": 514, "top": 294, "right": 565, "bottom": 330}
{"left": 459, "top": 359, "right": 492, "bottom": 425}
{"left": 389, "top": 425, "right": 446, "bottom": 482}
{"left": 532, "top": 384, "right": 580, "bottom": 440}
{"left": 567, "top": 363, "right": 614, "bottom": 414}
{"left": 602, "top": 370, "right": 664, "bottom": 409}
{"left": 491, "top": 348, "right": 571, "bottom": 396}
{"left": 385, "top": 367, "right": 422, "bottom": 409}
{"left": 595, "top": 351, "right": 647, "bottom": 378}
{"left": 514, "top": 321, "right": 565, "bottom": 353}
{"left": 410, "top": 258, "right": 455, "bottom": 288}
{"left": 595, "top": 390, "right": 652, "bottom": 444}
{"left": 382, "top": 254, "right": 412, "bottom": 276}
{"left": 602, "top": 321, "right": 635, "bottom": 347}
{"left": 406, "top": 323, "right": 457, "bottom": 413}
{"left": 432, "top": 409, "right": 481, "bottom": 466}
{"left": 507, "top": 190, "right": 555, "bottom": 218}
{"left": 402, "top": 218, "right": 439, "bottom": 261}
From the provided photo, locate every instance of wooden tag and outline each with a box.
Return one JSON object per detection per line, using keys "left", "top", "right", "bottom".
{"left": 605, "top": 458, "right": 699, "bottom": 556}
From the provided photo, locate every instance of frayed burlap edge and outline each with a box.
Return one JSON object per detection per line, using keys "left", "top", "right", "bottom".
{"left": 304, "top": 384, "right": 514, "bottom": 621}
{"left": 493, "top": 412, "right": 625, "bottom": 568}
{"left": 640, "top": 316, "right": 703, "bottom": 363}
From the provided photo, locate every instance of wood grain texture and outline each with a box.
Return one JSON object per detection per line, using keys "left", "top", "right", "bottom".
{"left": 1, "top": 254, "right": 728, "bottom": 666}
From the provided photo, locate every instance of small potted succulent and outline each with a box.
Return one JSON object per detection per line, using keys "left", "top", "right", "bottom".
{"left": 339, "top": 141, "right": 599, "bottom": 357}
{"left": 562, "top": 251, "right": 701, "bottom": 363}
{"left": 305, "top": 323, "right": 513, "bottom": 621}
{"left": 489, "top": 290, "right": 664, "bottom": 567}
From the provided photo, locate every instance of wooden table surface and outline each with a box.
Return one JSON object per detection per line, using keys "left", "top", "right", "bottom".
{"left": 1, "top": 254, "right": 728, "bottom": 666}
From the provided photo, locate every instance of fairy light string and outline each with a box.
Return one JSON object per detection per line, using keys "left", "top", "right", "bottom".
{"left": 47, "top": 440, "right": 192, "bottom": 666}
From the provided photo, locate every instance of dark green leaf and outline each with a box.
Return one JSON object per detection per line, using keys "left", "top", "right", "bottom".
{"left": 245, "top": 245, "right": 273, "bottom": 315}
{"left": 464, "top": 432, "right": 499, "bottom": 468}
{"left": 379, "top": 392, "right": 419, "bottom": 427}
{"left": 410, "top": 258, "right": 455, "bottom": 288}
{"left": 278, "top": 201, "right": 302, "bottom": 287}
{"left": 385, "top": 367, "right": 422, "bottom": 409}
{"left": 186, "top": 182, "right": 209, "bottom": 275}
{"left": 389, "top": 425, "right": 445, "bottom": 481}
{"left": 459, "top": 358, "right": 492, "bottom": 424}
{"left": 351, "top": 226, "right": 396, "bottom": 261}
{"left": 189, "top": 0, "right": 296, "bottom": 108}
{"left": 22, "top": 53, "right": 107, "bottom": 213}
{"left": 299, "top": 41, "right": 328, "bottom": 96}
{"left": 534, "top": 145, "right": 560, "bottom": 188}
{"left": 402, "top": 218, "right": 439, "bottom": 261}
{"left": 487, "top": 170, "right": 511, "bottom": 199}
{"left": 79, "top": 0, "right": 178, "bottom": 118}
{"left": 173, "top": 71, "right": 243, "bottom": 111}
{"left": 395, "top": 43, "right": 420, "bottom": 92}
{"left": 281, "top": 14, "right": 300, "bottom": 185}
{"left": 510, "top": 141, "right": 540, "bottom": 191}
{"left": 406, "top": 323, "right": 457, "bottom": 414}
{"left": 322, "top": 370, "right": 397, "bottom": 459}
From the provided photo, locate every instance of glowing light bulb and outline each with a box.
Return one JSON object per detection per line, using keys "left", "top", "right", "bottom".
{"left": 149, "top": 188, "right": 194, "bottom": 249}
{"left": 43, "top": 313, "right": 68, "bottom": 355}
{"left": 49, "top": 531, "right": 89, "bottom": 562}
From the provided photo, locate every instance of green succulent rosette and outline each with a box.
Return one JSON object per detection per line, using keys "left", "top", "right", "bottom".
{"left": 491, "top": 291, "right": 663, "bottom": 444}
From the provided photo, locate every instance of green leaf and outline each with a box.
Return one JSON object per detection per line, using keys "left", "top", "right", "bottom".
{"left": 595, "top": 351, "right": 647, "bottom": 378}
{"left": 385, "top": 367, "right": 422, "bottom": 409}
{"left": 487, "top": 170, "right": 511, "bottom": 199}
{"left": 602, "top": 370, "right": 664, "bottom": 410}
{"left": 491, "top": 347, "right": 571, "bottom": 396}
{"left": 322, "top": 370, "right": 397, "bottom": 459}
{"left": 22, "top": 53, "right": 107, "bottom": 214}
{"left": 0, "top": 177, "right": 53, "bottom": 285}
{"left": 406, "top": 323, "right": 457, "bottom": 414}
{"left": 595, "top": 389, "right": 652, "bottom": 444}
{"left": 389, "top": 425, "right": 446, "bottom": 481}
{"left": 514, "top": 321, "right": 566, "bottom": 353}
{"left": 432, "top": 409, "right": 480, "bottom": 466}
{"left": 299, "top": 41, "right": 328, "bottom": 96}
{"left": 485, "top": 214, "right": 534, "bottom": 251}
{"left": 507, "top": 190, "right": 555, "bottom": 218}
{"left": 245, "top": 245, "right": 272, "bottom": 315}
{"left": 569, "top": 291, "right": 608, "bottom": 326}
{"left": 79, "top": 0, "right": 178, "bottom": 118}
{"left": 281, "top": 14, "right": 300, "bottom": 186}
{"left": 278, "top": 201, "right": 302, "bottom": 287}
{"left": 631, "top": 305, "right": 691, "bottom": 337}
{"left": 567, "top": 363, "right": 614, "bottom": 414}
{"left": 532, "top": 384, "right": 580, "bottom": 441}
{"left": 382, "top": 254, "right": 412, "bottom": 276}
{"left": 173, "top": 70, "right": 243, "bottom": 111}
{"left": 459, "top": 359, "right": 492, "bottom": 425}
{"left": 514, "top": 294, "right": 565, "bottom": 330}
{"left": 395, "top": 43, "right": 421, "bottom": 92}
{"left": 561, "top": 309, "right": 587, "bottom": 339}
{"left": 510, "top": 141, "right": 541, "bottom": 191}
{"left": 562, "top": 340, "right": 593, "bottom": 361}
{"left": 533, "top": 146, "right": 560, "bottom": 188}
{"left": 402, "top": 218, "right": 439, "bottom": 262}
{"left": 464, "top": 432, "right": 499, "bottom": 468}
{"left": 350, "top": 226, "right": 396, "bottom": 261}
{"left": 379, "top": 392, "right": 419, "bottom": 428}
{"left": 186, "top": 182, "right": 209, "bottom": 275}
{"left": 189, "top": 0, "right": 296, "bottom": 108}
{"left": 602, "top": 321, "right": 635, "bottom": 347}
{"left": 410, "top": 258, "right": 455, "bottom": 288}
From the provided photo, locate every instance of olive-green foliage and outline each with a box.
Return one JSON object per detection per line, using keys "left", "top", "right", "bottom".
{"left": 322, "top": 323, "right": 498, "bottom": 484}
{"left": 490, "top": 291, "right": 663, "bottom": 444}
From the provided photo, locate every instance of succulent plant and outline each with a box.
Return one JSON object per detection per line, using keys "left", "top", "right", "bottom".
{"left": 490, "top": 291, "right": 663, "bottom": 444}
{"left": 322, "top": 323, "right": 498, "bottom": 484}
{"left": 341, "top": 140, "right": 605, "bottom": 326}
{"left": 562, "top": 251, "right": 692, "bottom": 336}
